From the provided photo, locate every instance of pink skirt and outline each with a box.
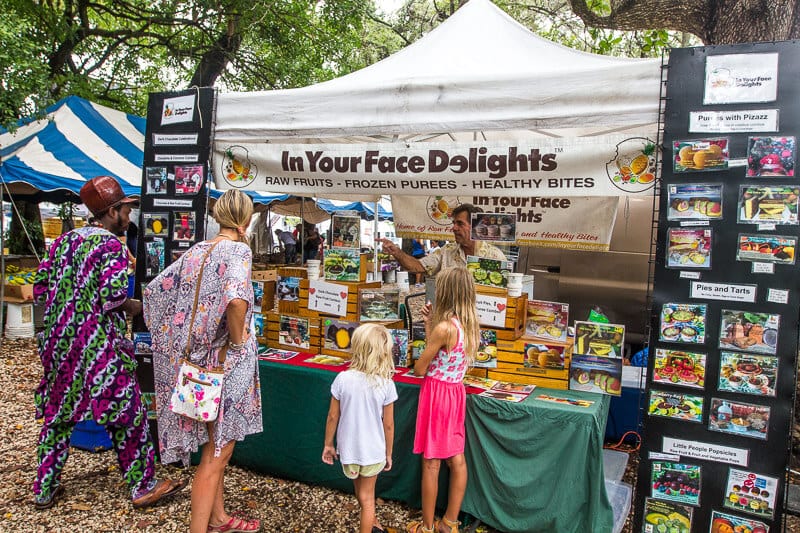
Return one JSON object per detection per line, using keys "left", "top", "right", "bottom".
{"left": 413, "top": 375, "right": 466, "bottom": 459}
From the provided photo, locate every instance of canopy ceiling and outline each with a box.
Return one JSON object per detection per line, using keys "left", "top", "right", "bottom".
{"left": 214, "top": 0, "right": 661, "bottom": 143}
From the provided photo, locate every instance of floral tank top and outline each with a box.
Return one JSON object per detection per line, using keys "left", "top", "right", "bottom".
{"left": 426, "top": 317, "right": 469, "bottom": 384}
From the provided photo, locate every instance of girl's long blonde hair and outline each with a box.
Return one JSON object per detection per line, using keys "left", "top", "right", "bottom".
{"left": 213, "top": 190, "right": 253, "bottom": 243}
{"left": 348, "top": 323, "right": 396, "bottom": 383}
{"left": 431, "top": 267, "right": 479, "bottom": 362}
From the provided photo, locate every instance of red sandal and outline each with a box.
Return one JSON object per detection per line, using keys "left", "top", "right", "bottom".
{"left": 207, "top": 516, "right": 261, "bottom": 532}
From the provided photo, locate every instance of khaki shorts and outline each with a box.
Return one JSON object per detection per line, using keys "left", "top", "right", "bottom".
{"left": 341, "top": 461, "right": 386, "bottom": 479}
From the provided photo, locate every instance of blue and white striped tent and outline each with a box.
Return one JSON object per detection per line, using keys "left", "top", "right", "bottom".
{"left": 0, "top": 96, "right": 145, "bottom": 202}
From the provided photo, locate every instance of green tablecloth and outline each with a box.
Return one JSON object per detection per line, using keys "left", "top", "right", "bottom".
{"left": 231, "top": 360, "right": 612, "bottom": 533}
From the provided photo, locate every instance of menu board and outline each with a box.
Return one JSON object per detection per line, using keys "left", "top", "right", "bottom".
{"left": 634, "top": 42, "right": 799, "bottom": 533}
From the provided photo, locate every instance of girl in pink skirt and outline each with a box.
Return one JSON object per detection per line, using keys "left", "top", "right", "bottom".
{"left": 407, "top": 267, "right": 479, "bottom": 533}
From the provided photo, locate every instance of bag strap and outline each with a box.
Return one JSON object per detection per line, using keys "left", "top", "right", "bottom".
{"left": 183, "top": 239, "right": 226, "bottom": 363}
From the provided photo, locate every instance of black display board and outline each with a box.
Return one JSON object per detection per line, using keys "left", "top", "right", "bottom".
{"left": 634, "top": 42, "right": 800, "bottom": 533}
{"left": 132, "top": 88, "right": 216, "bottom": 453}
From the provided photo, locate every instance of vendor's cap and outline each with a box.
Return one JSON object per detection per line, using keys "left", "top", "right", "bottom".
{"left": 80, "top": 175, "right": 138, "bottom": 216}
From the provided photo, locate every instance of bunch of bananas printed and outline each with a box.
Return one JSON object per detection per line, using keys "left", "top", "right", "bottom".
{"left": 4, "top": 265, "right": 35, "bottom": 285}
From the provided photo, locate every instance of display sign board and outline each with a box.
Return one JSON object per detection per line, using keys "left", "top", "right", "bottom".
{"left": 634, "top": 43, "right": 799, "bottom": 533}
{"left": 213, "top": 135, "right": 658, "bottom": 197}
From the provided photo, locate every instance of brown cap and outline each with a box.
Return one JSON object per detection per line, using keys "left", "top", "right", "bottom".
{"left": 80, "top": 175, "right": 138, "bottom": 216}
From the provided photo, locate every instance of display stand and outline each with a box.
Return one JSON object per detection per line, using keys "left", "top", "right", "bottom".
{"left": 634, "top": 42, "right": 800, "bottom": 532}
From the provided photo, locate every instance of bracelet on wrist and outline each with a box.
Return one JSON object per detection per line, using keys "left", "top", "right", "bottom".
{"left": 228, "top": 340, "right": 246, "bottom": 351}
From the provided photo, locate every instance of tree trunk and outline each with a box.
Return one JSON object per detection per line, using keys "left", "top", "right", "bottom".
{"left": 189, "top": 16, "right": 242, "bottom": 87}
{"left": 569, "top": 0, "right": 800, "bottom": 44}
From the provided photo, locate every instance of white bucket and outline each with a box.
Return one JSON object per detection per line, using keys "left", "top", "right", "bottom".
{"left": 5, "top": 302, "right": 34, "bottom": 339}
{"left": 306, "top": 260, "right": 321, "bottom": 280}
{"left": 396, "top": 271, "right": 410, "bottom": 292}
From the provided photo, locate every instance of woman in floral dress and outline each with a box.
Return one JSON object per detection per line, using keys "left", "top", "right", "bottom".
{"left": 144, "top": 190, "right": 263, "bottom": 533}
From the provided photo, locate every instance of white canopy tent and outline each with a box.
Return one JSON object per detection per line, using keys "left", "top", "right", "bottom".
{"left": 214, "top": 0, "right": 661, "bottom": 144}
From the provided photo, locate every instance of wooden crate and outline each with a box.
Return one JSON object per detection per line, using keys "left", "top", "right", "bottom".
{"left": 466, "top": 367, "right": 488, "bottom": 379}
{"left": 319, "top": 318, "right": 405, "bottom": 359}
{"left": 298, "top": 280, "right": 382, "bottom": 320}
{"left": 253, "top": 269, "right": 277, "bottom": 282}
{"left": 487, "top": 370, "right": 568, "bottom": 390}
{"left": 475, "top": 286, "right": 528, "bottom": 339}
{"left": 496, "top": 336, "right": 573, "bottom": 379}
{"left": 253, "top": 280, "right": 276, "bottom": 313}
{"left": 264, "top": 311, "right": 320, "bottom": 354}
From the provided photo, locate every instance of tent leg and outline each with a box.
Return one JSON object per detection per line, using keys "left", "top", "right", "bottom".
{"left": 373, "top": 202, "right": 379, "bottom": 281}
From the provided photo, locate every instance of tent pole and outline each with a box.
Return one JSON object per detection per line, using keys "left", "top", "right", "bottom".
{"left": 300, "top": 198, "right": 305, "bottom": 265}
{"left": 373, "top": 202, "right": 379, "bottom": 282}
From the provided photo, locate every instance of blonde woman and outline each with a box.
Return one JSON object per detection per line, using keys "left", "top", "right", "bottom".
{"left": 407, "top": 267, "right": 479, "bottom": 533}
{"left": 144, "top": 190, "right": 263, "bottom": 533}
{"left": 322, "top": 323, "right": 398, "bottom": 533}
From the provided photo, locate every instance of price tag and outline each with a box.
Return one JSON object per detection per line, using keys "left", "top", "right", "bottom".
{"left": 679, "top": 271, "right": 701, "bottom": 280}
{"left": 767, "top": 288, "right": 789, "bottom": 304}
{"left": 751, "top": 262, "right": 775, "bottom": 274}
{"left": 679, "top": 220, "right": 710, "bottom": 227}
{"left": 757, "top": 223, "right": 777, "bottom": 231}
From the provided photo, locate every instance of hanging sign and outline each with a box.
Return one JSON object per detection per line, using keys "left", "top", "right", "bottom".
{"left": 703, "top": 53, "right": 778, "bottom": 104}
{"left": 213, "top": 135, "right": 658, "bottom": 197}
{"left": 392, "top": 195, "right": 618, "bottom": 251}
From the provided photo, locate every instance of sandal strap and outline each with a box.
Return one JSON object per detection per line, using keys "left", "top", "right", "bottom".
{"left": 439, "top": 517, "right": 460, "bottom": 533}
{"left": 407, "top": 521, "right": 434, "bottom": 533}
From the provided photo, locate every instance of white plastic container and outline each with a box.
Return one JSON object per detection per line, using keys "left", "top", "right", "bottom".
{"left": 5, "top": 302, "right": 34, "bottom": 339}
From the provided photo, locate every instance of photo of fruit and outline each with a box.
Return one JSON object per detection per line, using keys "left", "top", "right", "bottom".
{"left": 710, "top": 510, "right": 769, "bottom": 533}
{"left": 651, "top": 461, "right": 701, "bottom": 506}
{"left": 642, "top": 497, "right": 692, "bottom": 533}
{"left": 143, "top": 212, "right": 169, "bottom": 237}
{"left": 474, "top": 329, "right": 498, "bottom": 368}
{"left": 666, "top": 228, "right": 712, "bottom": 269}
{"left": 466, "top": 255, "right": 515, "bottom": 289}
{"left": 736, "top": 233, "right": 796, "bottom": 265}
{"left": 666, "top": 183, "right": 723, "bottom": 221}
{"left": 723, "top": 468, "right": 778, "bottom": 519}
{"left": 673, "top": 138, "right": 729, "bottom": 172}
{"left": 648, "top": 390, "right": 704, "bottom": 423}
{"left": 653, "top": 349, "right": 706, "bottom": 390}
{"left": 747, "top": 136, "right": 795, "bottom": 177}
{"left": 573, "top": 321, "right": 624, "bottom": 358}
{"left": 524, "top": 343, "right": 565, "bottom": 370}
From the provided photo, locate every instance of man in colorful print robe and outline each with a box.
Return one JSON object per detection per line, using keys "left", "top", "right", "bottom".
{"left": 32, "top": 176, "right": 185, "bottom": 510}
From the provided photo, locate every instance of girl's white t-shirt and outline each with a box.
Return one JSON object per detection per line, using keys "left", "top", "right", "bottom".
{"left": 331, "top": 369, "right": 398, "bottom": 465}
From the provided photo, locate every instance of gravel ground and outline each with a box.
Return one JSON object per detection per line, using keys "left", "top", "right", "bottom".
{"left": 2, "top": 336, "right": 797, "bottom": 533}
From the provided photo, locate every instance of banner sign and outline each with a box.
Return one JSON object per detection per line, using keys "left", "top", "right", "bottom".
{"left": 213, "top": 135, "right": 657, "bottom": 197}
{"left": 392, "top": 195, "right": 618, "bottom": 251}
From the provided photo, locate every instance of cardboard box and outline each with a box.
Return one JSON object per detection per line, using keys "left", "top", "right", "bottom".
{"left": 252, "top": 270, "right": 277, "bottom": 282}
{"left": 475, "top": 286, "right": 527, "bottom": 339}
{"left": 3, "top": 283, "right": 34, "bottom": 301}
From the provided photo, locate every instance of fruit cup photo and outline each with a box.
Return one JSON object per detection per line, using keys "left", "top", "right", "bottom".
{"left": 666, "top": 183, "right": 723, "bottom": 221}
{"left": 648, "top": 390, "right": 704, "bottom": 423}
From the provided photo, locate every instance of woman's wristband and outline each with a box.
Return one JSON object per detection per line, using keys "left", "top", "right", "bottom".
{"left": 228, "top": 340, "right": 246, "bottom": 351}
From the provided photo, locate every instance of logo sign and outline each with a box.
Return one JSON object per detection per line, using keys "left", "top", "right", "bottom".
{"left": 160, "top": 94, "right": 196, "bottom": 125}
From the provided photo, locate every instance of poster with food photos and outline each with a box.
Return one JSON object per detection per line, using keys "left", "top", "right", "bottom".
{"left": 322, "top": 318, "right": 359, "bottom": 352}
{"left": 331, "top": 215, "right": 361, "bottom": 249}
{"left": 144, "top": 239, "right": 165, "bottom": 277}
{"left": 718, "top": 352, "right": 777, "bottom": 397}
{"left": 642, "top": 498, "right": 693, "bottom": 533}
{"left": 666, "top": 228, "right": 712, "bottom": 269}
{"left": 466, "top": 255, "right": 514, "bottom": 288}
{"left": 525, "top": 342, "right": 565, "bottom": 370}
{"left": 359, "top": 288, "right": 401, "bottom": 321}
{"left": 651, "top": 461, "right": 701, "bottom": 506}
{"left": 709, "top": 510, "right": 770, "bottom": 533}
{"left": 174, "top": 164, "right": 204, "bottom": 195}
{"left": 278, "top": 315, "right": 310, "bottom": 350}
{"left": 659, "top": 303, "right": 707, "bottom": 344}
{"left": 525, "top": 300, "right": 569, "bottom": 341}
{"left": 252, "top": 281, "right": 265, "bottom": 312}
{"left": 718, "top": 310, "right": 779, "bottom": 355}
{"left": 145, "top": 166, "right": 167, "bottom": 195}
{"left": 723, "top": 468, "right": 778, "bottom": 518}
{"left": 173, "top": 211, "right": 196, "bottom": 241}
{"left": 389, "top": 328, "right": 409, "bottom": 366}
{"left": 569, "top": 356, "right": 622, "bottom": 396}
{"left": 471, "top": 212, "right": 516, "bottom": 242}
{"left": 648, "top": 390, "right": 704, "bottom": 423}
{"left": 746, "top": 136, "right": 795, "bottom": 176}
{"left": 736, "top": 233, "right": 796, "bottom": 264}
{"left": 708, "top": 398, "right": 770, "bottom": 441}
{"left": 652, "top": 349, "right": 706, "bottom": 390}
{"left": 474, "top": 329, "right": 497, "bottom": 368}
{"left": 323, "top": 248, "right": 361, "bottom": 281}
{"left": 673, "top": 138, "right": 729, "bottom": 172}
{"left": 573, "top": 321, "right": 624, "bottom": 357}
{"left": 738, "top": 185, "right": 800, "bottom": 224}
{"left": 143, "top": 212, "right": 169, "bottom": 237}
{"left": 666, "top": 183, "right": 723, "bottom": 220}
